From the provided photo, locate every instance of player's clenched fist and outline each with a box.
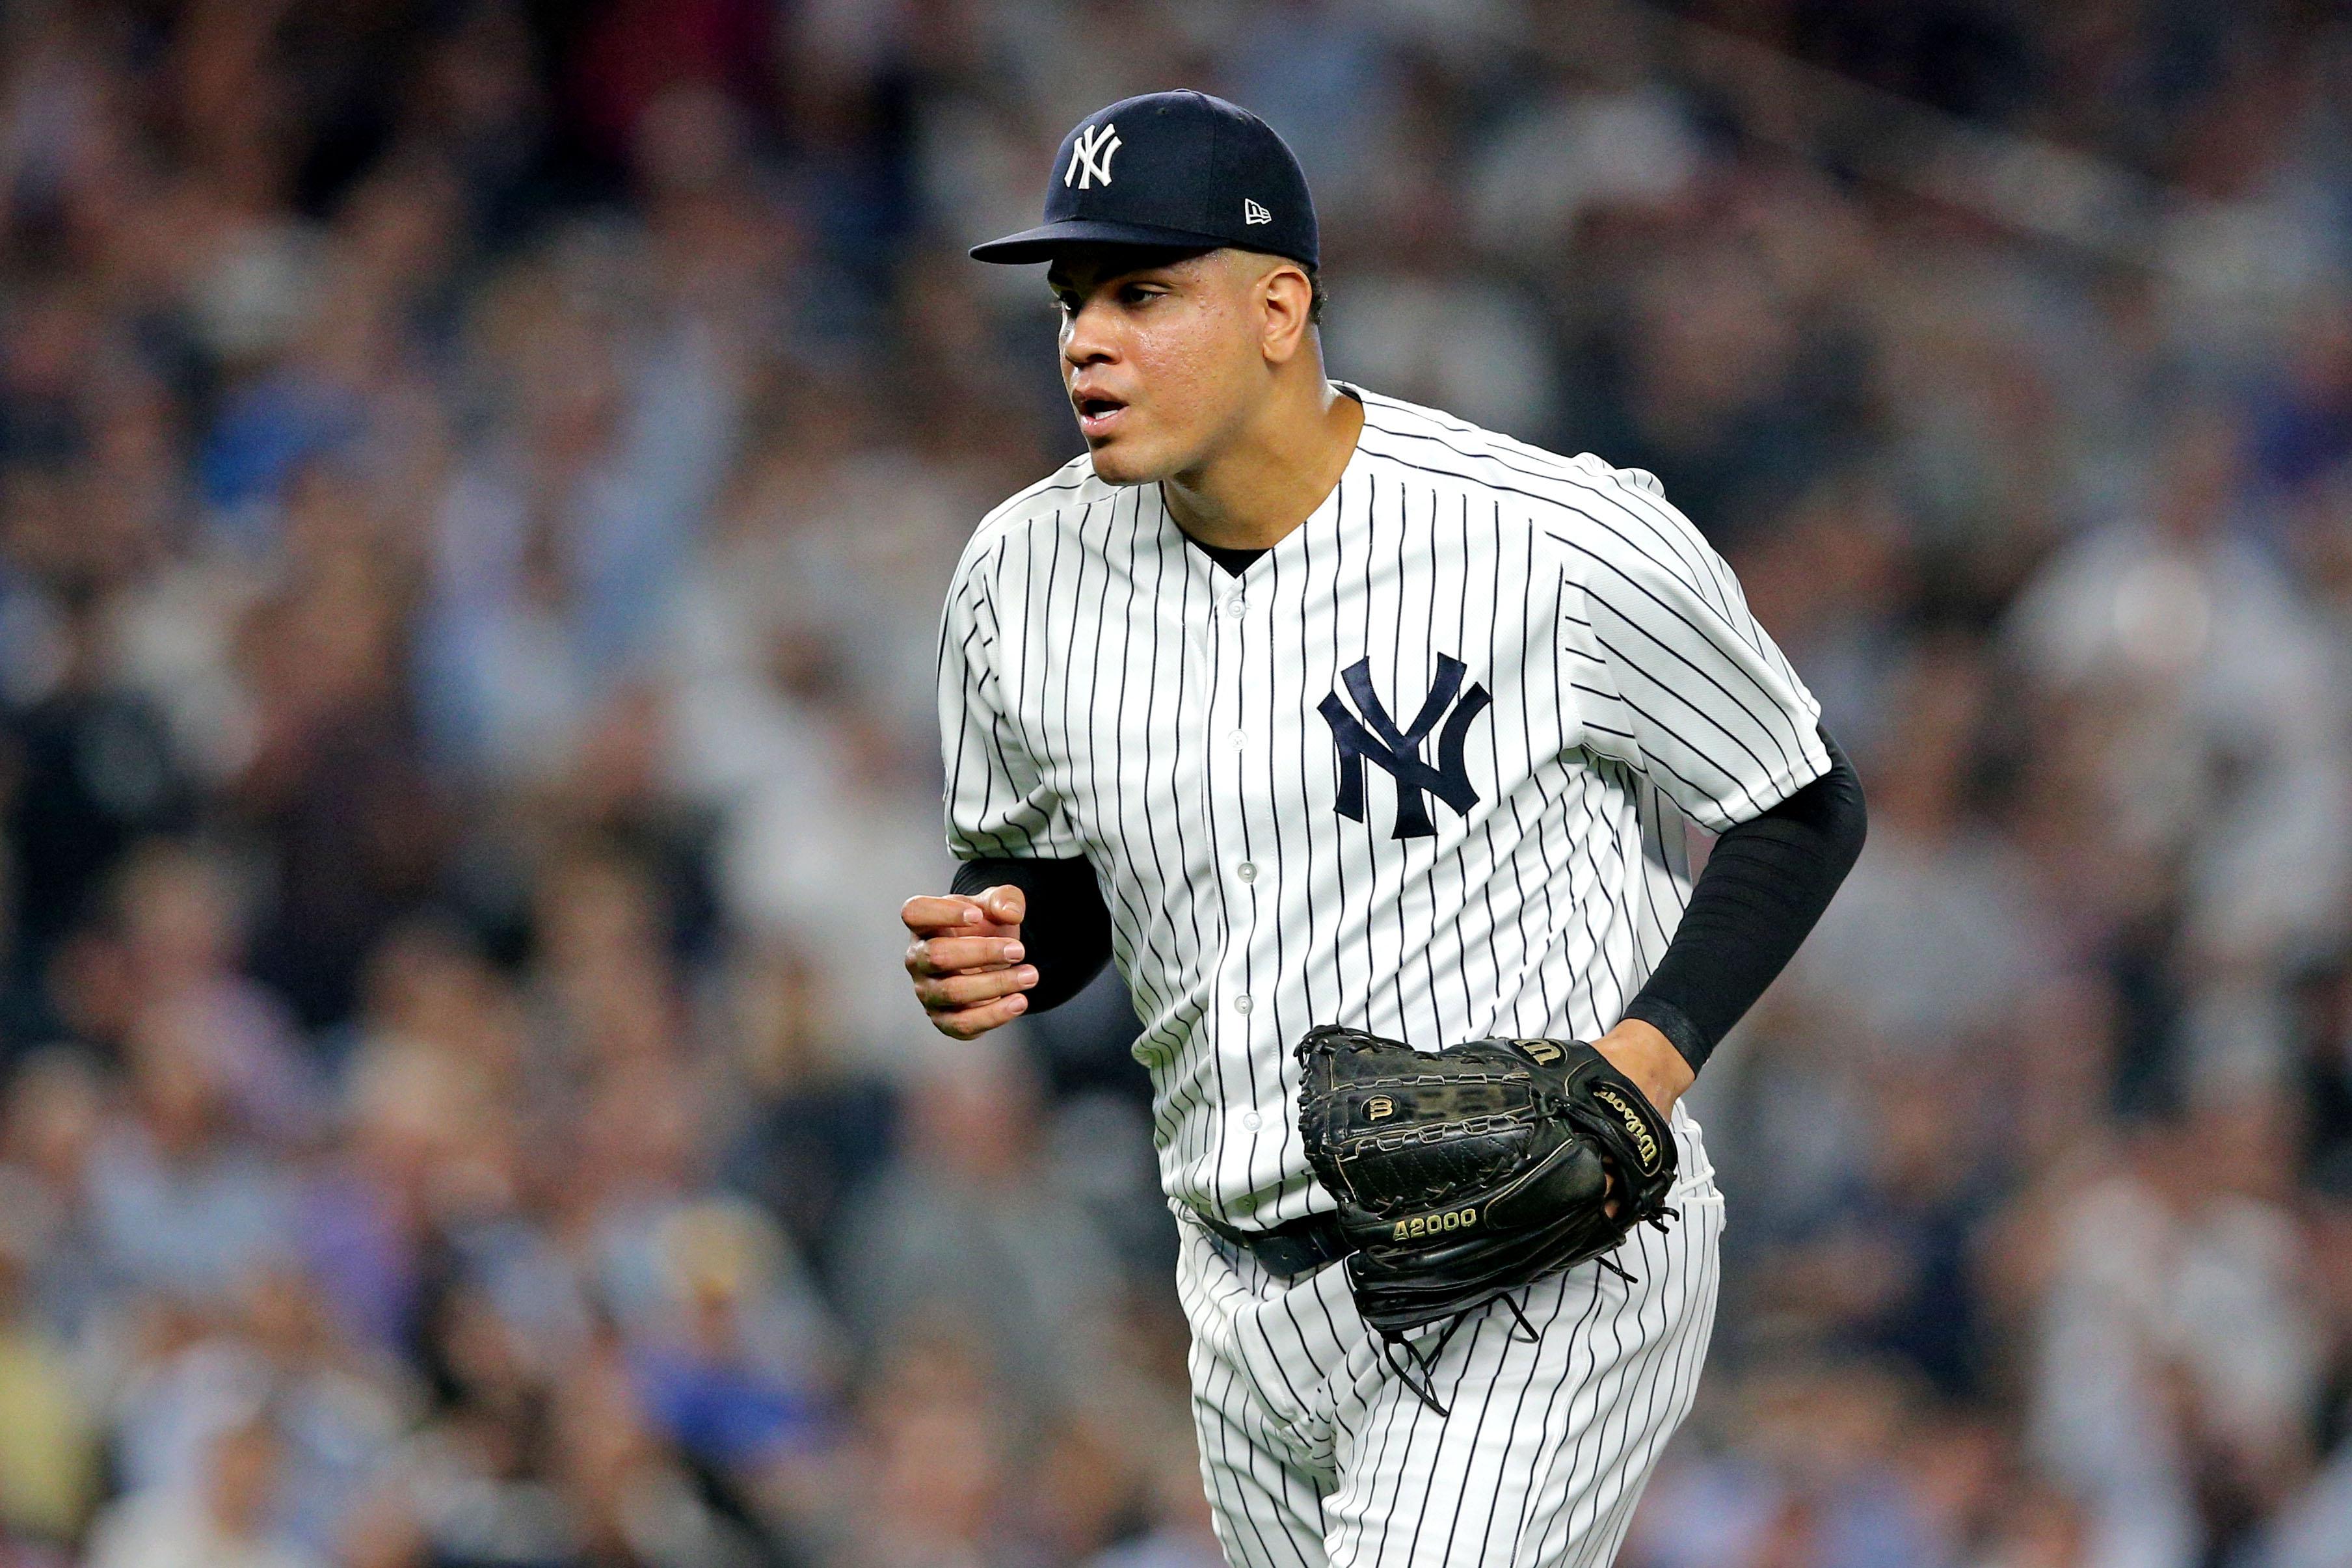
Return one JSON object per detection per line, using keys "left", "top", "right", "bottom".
{"left": 901, "top": 886, "right": 1038, "bottom": 1038}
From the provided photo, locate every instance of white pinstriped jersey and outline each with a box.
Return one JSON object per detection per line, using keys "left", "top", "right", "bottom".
{"left": 937, "top": 386, "right": 1828, "bottom": 1230}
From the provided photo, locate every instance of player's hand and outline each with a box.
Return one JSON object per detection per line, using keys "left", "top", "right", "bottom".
{"left": 901, "top": 886, "right": 1037, "bottom": 1039}
{"left": 1590, "top": 1018, "right": 1694, "bottom": 1118}
{"left": 1590, "top": 1018, "right": 1692, "bottom": 1217}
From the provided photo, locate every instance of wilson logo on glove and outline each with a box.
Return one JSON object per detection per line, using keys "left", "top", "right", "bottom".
{"left": 1590, "top": 1088, "right": 1663, "bottom": 1175}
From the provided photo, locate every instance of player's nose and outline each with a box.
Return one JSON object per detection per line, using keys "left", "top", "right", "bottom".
{"left": 1060, "top": 300, "right": 1119, "bottom": 368}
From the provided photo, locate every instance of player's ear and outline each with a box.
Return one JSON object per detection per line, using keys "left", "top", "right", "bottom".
{"left": 1257, "top": 258, "right": 1315, "bottom": 365}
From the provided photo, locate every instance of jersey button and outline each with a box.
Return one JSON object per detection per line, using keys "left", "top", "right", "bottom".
{"left": 1227, "top": 728, "right": 1248, "bottom": 750}
{"left": 1242, "top": 1111, "right": 1262, "bottom": 1131}
{"left": 1236, "top": 861, "right": 1257, "bottom": 883}
{"left": 1225, "top": 595, "right": 1247, "bottom": 618}
{"left": 1233, "top": 994, "right": 1254, "bottom": 1015}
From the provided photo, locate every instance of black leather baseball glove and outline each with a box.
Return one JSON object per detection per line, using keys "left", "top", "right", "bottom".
{"left": 1295, "top": 1024, "right": 1677, "bottom": 1398}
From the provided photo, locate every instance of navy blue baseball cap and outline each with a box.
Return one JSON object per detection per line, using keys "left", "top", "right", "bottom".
{"left": 970, "top": 90, "right": 1318, "bottom": 270}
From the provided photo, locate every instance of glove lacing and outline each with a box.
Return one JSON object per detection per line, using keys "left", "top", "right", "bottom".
{"left": 1377, "top": 1208, "right": 1677, "bottom": 1418}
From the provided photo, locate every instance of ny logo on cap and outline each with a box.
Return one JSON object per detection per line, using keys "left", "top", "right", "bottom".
{"left": 1065, "top": 122, "right": 1121, "bottom": 189}
{"left": 1318, "top": 655, "right": 1492, "bottom": 839}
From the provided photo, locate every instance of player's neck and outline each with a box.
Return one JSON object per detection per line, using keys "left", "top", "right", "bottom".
{"left": 1160, "top": 379, "right": 1364, "bottom": 552}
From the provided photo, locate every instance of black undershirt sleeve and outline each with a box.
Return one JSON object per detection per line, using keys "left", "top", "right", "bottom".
{"left": 951, "top": 855, "right": 1112, "bottom": 1013}
{"left": 951, "top": 726, "right": 1865, "bottom": 1053}
{"left": 1620, "top": 725, "right": 1867, "bottom": 1073}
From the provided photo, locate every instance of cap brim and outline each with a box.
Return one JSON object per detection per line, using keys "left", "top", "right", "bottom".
{"left": 969, "top": 217, "right": 1236, "bottom": 264}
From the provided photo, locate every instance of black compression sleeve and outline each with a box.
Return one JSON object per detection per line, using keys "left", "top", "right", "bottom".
{"left": 950, "top": 855, "right": 1113, "bottom": 1013}
{"left": 1621, "top": 726, "right": 1867, "bottom": 1072}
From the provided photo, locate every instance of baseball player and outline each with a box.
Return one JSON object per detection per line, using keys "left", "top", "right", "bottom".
{"left": 900, "top": 92, "right": 1865, "bottom": 1568}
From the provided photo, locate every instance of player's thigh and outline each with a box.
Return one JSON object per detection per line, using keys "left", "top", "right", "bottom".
{"left": 1191, "top": 1334, "right": 1337, "bottom": 1568}
{"left": 1322, "top": 1194, "right": 1725, "bottom": 1568}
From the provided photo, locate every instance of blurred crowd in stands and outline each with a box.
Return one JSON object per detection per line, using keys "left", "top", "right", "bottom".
{"left": 0, "top": 1, "right": 2349, "bottom": 1565}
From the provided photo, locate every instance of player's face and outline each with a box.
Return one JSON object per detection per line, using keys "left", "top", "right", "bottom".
{"left": 1048, "top": 247, "right": 1276, "bottom": 485}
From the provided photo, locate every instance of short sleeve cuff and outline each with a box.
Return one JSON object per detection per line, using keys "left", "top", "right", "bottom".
{"left": 1687, "top": 734, "right": 1834, "bottom": 834}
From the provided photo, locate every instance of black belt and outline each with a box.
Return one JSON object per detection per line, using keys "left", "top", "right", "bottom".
{"left": 1197, "top": 1208, "right": 1357, "bottom": 1280}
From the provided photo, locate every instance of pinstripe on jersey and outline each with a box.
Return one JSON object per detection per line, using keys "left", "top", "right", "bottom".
{"left": 936, "top": 386, "right": 1829, "bottom": 1229}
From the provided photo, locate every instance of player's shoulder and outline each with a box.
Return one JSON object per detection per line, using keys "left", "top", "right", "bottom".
{"left": 976, "top": 453, "right": 1115, "bottom": 539}
{"left": 1350, "top": 386, "right": 1713, "bottom": 572}
{"left": 952, "top": 453, "right": 1114, "bottom": 578}
{"left": 1351, "top": 388, "right": 1685, "bottom": 529}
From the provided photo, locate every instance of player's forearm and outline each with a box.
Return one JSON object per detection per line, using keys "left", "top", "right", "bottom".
{"left": 1620, "top": 725, "right": 1867, "bottom": 1073}
{"left": 950, "top": 855, "right": 1112, "bottom": 1011}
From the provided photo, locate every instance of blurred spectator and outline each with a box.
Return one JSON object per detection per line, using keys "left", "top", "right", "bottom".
{"left": 416, "top": 243, "right": 743, "bottom": 788}
{"left": 84, "top": 1011, "right": 296, "bottom": 1307}
{"left": 624, "top": 1197, "right": 833, "bottom": 1470}
{"left": 1625, "top": 1361, "right": 1945, "bottom": 1568}
{"left": 0, "top": 1201, "right": 97, "bottom": 1549}
{"left": 86, "top": 1407, "right": 325, "bottom": 1568}
{"left": 833, "top": 1039, "right": 1128, "bottom": 1422}
{"left": 2024, "top": 1098, "right": 2323, "bottom": 1567}
{"left": 716, "top": 942, "right": 900, "bottom": 1266}
{"left": 2007, "top": 403, "right": 2352, "bottom": 1003}
{"left": 1, "top": 595, "right": 195, "bottom": 1037}
{"left": 230, "top": 473, "right": 453, "bottom": 1030}
{"left": 111, "top": 840, "right": 314, "bottom": 1136}
{"left": 830, "top": 1338, "right": 1037, "bottom": 1568}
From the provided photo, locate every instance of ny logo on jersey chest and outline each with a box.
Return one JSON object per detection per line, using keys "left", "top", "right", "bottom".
{"left": 1318, "top": 655, "right": 1492, "bottom": 839}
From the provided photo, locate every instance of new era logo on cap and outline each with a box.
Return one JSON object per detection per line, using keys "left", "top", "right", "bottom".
{"left": 1244, "top": 198, "right": 1272, "bottom": 224}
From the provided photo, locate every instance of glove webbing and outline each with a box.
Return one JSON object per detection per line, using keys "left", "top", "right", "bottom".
{"left": 1378, "top": 1214, "right": 1672, "bottom": 1417}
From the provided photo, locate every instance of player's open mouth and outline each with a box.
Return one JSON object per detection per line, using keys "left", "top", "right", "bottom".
{"left": 1075, "top": 395, "right": 1127, "bottom": 438}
